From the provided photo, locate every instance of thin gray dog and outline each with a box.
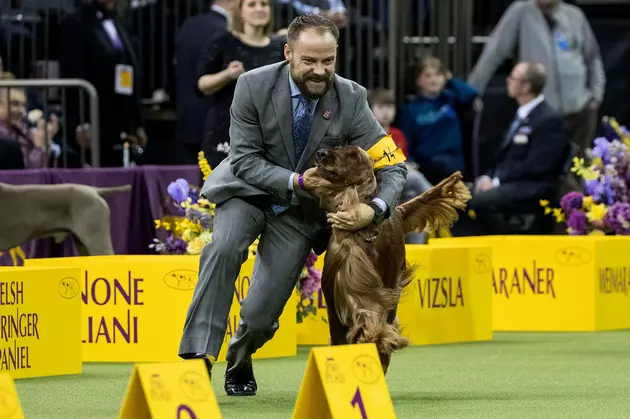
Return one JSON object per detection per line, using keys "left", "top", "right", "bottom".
{"left": 0, "top": 182, "right": 130, "bottom": 256}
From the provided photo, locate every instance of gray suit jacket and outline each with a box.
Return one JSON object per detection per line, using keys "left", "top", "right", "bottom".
{"left": 201, "top": 61, "right": 406, "bottom": 217}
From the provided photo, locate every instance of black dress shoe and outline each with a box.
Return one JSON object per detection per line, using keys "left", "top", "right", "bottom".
{"left": 224, "top": 360, "right": 257, "bottom": 396}
{"left": 180, "top": 353, "right": 213, "bottom": 381}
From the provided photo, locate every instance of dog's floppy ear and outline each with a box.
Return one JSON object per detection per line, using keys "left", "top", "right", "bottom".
{"left": 395, "top": 172, "right": 471, "bottom": 233}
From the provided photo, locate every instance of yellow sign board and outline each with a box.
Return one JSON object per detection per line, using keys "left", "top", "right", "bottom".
{"left": 292, "top": 344, "right": 396, "bottom": 419}
{"left": 25, "top": 256, "right": 296, "bottom": 363}
{"left": 397, "top": 245, "right": 493, "bottom": 345}
{"left": 0, "top": 267, "right": 82, "bottom": 379}
{"left": 432, "top": 236, "right": 630, "bottom": 331}
{"left": 297, "top": 245, "right": 494, "bottom": 347}
{"left": 0, "top": 372, "right": 24, "bottom": 419}
{"left": 119, "top": 359, "right": 221, "bottom": 419}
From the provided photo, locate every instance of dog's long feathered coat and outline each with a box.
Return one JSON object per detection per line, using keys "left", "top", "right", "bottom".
{"left": 306, "top": 146, "right": 471, "bottom": 372}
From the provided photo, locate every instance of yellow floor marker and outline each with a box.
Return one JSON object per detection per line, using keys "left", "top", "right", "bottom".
{"left": 118, "top": 359, "right": 221, "bottom": 418}
{"left": 292, "top": 343, "right": 396, "bottom": 419}
{"left": 0, "top": 372, "right": 25, "bottom": 419}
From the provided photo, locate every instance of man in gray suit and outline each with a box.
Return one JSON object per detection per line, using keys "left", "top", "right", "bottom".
{"left": 178, "top": 14, "right": 407, "bottom": 397}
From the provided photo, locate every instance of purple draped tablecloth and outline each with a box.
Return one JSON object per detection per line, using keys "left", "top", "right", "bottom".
{"left": 0, "top": 165, "right": 201, "bottom": 266}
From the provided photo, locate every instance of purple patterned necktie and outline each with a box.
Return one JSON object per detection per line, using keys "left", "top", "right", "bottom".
{"left": 269, "top": 95, "right": 314, "bottom": 215}
{"left": 293, "top": 95, "right": 314, "bottom": 162}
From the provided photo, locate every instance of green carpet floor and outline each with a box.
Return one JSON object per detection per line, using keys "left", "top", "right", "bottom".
{"left": 14, "top": 332, "right": 630, "bottom": 419}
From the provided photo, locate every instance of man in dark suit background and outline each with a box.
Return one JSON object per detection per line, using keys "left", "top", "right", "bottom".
{"left": 466, "top": 61, "right": 569, "bottom": 233}
{"left": 174, "top": 0, "right": 235, "bottom": 164}
{"left": 60, "top": 0, "right": 147, "bottom": 167}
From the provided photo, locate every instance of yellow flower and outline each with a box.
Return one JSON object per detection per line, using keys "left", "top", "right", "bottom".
{"left": 571, "top": 156, "right": 599, "bottom": 180}
{"left": 182, "top": 229, "right": 194, "bottom": 242}
{"left": 582, "top": 195, "right": 594, "bottom": 209}
{"left": 570, "top": 156, "right": 584, "bottom": 173}
{"left": 552, "top": 208, "right": 565, "bottom": 223}
{"left": 198, "top": 198, "right": 210, "bottom": 208}
{"left": 586, "top": 203, "right": 607, "bottom": 222}
{"left": 155, "top": 219, "right": 162, "bottom": 229}
{"left": 588, "top": 230, "right": 605, "bottom": 236}
{"left": 539, "top": 199, "right": 549, "bottom": 207}
{"left": 581, "top": 167, "right": 599, "bottom": 181}
{"left": 467, "top": 209, "right": 477, "bottom": 220}
{"left": 592, "top": 157, "right": 603, "bottom": 168}
{"left": 198, "top": 151, "right": 213, "bottom": 181}
{"left": 186, "top": 237, "right": 205, "bottom": 255}
{"left": 544, "top": 207, "right": 552, "bottom": 215}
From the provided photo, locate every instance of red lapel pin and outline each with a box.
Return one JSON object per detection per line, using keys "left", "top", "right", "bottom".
{"left": 323, "top": 110, "right": 331, "bottom": 120}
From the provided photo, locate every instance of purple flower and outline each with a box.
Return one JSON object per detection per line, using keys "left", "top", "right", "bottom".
{"left": 611, "top": 178, "right": 629, "bottom": 203}
{"left": 299, "top": 269, "right": 322, "bottom": 300}
{"left": 167, "top": 178, "right": 189, "bottom": 203}
{"left": 188, "top": 187, "right": 199, "bottom": 203}
{"left": 604, "top": 203, "right": 630, "bottom": 235}
{"left": 592, "top": 137, "right": 611, "bottom": 163}
{"left": 585, "top": 176, "right": 615, "bottom": 204}
{"left": 567, "top": 211, "right": 587, "bottom": 235}
{"left": 560, "top": 192, "right": 584, "bottom": 215}
{"left": 306, "top": 251, "right": 318, "bottom": 267}
{"left": 164, "top": 235, "right": 188, "bottom": 254}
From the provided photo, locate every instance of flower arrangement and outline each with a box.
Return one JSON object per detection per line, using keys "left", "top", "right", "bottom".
{"left": 541, "top": 117, "right": 630, "bottom": 235}
{"left": 151, "top": 152, "right": 322, "bottom": 322}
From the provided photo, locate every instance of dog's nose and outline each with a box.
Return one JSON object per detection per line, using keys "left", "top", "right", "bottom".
{"left": 316, "top": 149, "right": 328, "bottom": 160}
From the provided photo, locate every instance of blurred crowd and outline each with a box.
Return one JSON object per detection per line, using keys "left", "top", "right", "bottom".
{"left": 0, "top": 0, "right": 613, "bottom": 237}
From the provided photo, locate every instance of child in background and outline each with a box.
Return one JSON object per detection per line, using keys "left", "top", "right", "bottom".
{"left": 368, "top": 88, "right": 431, "bottom": 244}
{"left": 401, "top": 57, "right": 481, "bottom": 185}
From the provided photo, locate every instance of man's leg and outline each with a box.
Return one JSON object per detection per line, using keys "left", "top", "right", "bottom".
{"left": 178, "top": 198, "right": 266, "bottom": 364}
{"left": 468, "top": 185, "right": 519, "bottom": 234}
{"left": 224, "top": 207, "right": 318, "bottom": 394}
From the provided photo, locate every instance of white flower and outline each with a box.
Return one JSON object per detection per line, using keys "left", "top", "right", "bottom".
{"left": 217, "top": 142, "right": 231, "bottom": 155}
{"left": 199, "top": 231, "right": 213, "bottom": 244}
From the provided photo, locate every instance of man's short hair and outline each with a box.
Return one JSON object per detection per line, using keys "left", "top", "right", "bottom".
{"left": 523, "top": 62, "right": 547, "bottom": 95}
{"left": 368, "top": 88, "right": 396, "bottom": 108}
{"left": 287, "top": 14, "right": 340, "bottom": 45}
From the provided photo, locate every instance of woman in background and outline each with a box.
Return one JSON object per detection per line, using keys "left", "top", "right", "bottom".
{"left": 0, "top": 73, "right": 58, "bottom": 169}
{"left": 197, "top": 0, "right": 284, "bottom": 168}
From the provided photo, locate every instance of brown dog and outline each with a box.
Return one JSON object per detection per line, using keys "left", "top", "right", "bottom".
{"left": 306, "top": 146, "right": 471, "bottom": 373}
{"left": 0, "top": 182, "right": 131, "bottom": 256}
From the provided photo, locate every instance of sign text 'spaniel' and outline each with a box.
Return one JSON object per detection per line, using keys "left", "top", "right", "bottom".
{"left": 0, "top": 281, "right": 40, "bottom": 371}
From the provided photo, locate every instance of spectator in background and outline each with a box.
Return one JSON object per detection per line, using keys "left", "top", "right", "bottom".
{"left": 196, "top": 0, "right": 284, "bottom": 169}
{"left": 60, "top": 0, "right": 147, "bottom": 167}
{"left": 174, "top": 0, "right": 235, "bottom": 164}
{"left": 401, "top": 57, "right": 481, "bottom": 186}
{"left": 463, "top": 62, "right": 569, "bottom": 235}
{"left": 0, "top": 79, "right": 59, "bottom": 169}
{"left": 468, "top": 0, "right": 605, "bottom": 158}
{"left": 368, "top": 87, "right": 432, "bottom": 244}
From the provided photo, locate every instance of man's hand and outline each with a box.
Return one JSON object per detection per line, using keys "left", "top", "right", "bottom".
{"left": 474, "top": 175, "right": 493, "bottom": 193}
{"left": 294, "top": 167, "right": 319, "bottom": 190}
{"left": 327, "top": 203, "right": 375, "bottom": 230}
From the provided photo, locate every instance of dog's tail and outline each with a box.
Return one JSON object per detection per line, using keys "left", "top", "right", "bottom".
{"left": 332, "top": 238, "right": 410, "bottom": 357}
{"left": 96, "top": 185, "right": 132, "bottom": 197}
{"left": 396, "top": 171, "right": 471, "bottom": 234}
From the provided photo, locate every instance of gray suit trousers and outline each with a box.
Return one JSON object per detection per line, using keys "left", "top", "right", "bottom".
{"left": 178, "top": 197, "right": 319, "bottom": 366}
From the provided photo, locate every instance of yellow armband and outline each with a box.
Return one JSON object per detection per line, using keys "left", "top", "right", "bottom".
{"left": 367, "top": 135, "right": 406, "bottom": 169}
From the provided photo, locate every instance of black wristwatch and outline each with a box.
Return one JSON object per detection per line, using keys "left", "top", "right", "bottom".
{"left": 368, "top": 201, "right": 386, "bottom": 226}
